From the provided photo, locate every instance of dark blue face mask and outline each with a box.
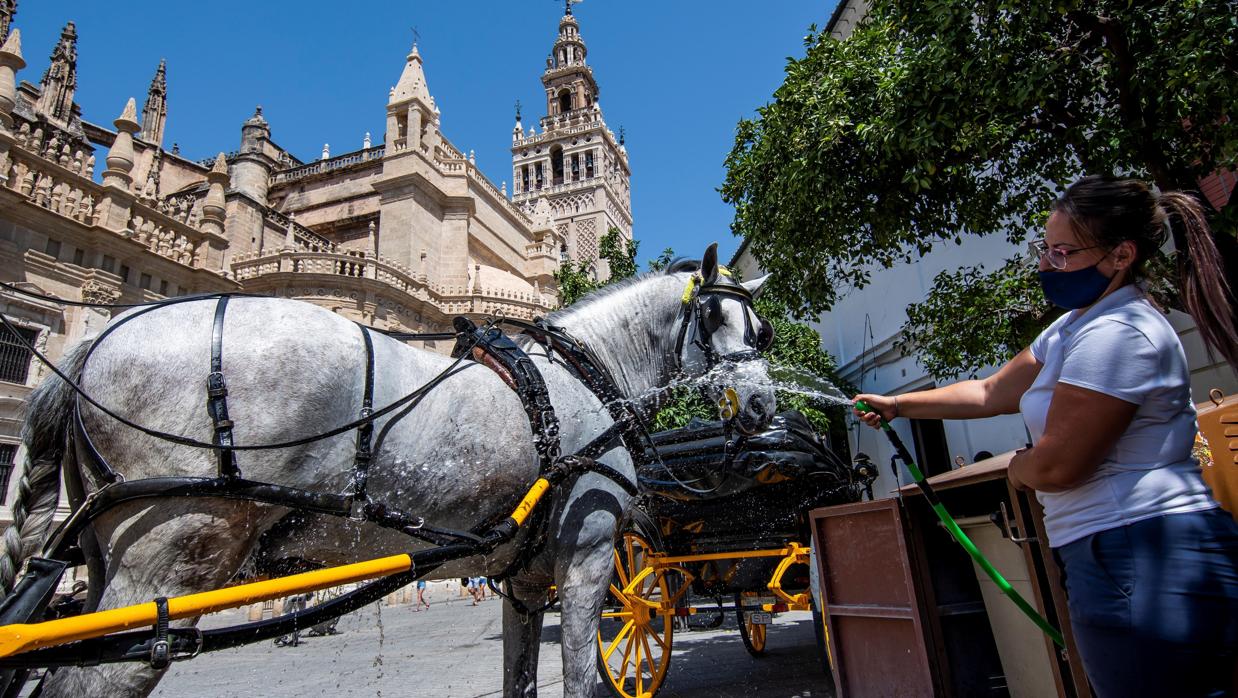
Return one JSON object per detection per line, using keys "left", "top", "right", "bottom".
{"left": 1038, "top": 260, "right": 1113, "bottom": 309}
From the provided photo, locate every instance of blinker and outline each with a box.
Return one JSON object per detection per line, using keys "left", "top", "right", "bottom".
{"left": 700, "top": 296, "right": 723, "bottom": 335}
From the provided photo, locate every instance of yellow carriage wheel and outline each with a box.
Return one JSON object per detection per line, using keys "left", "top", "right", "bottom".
{"left": 735, "top": 592, "right": 768, "bottom": 657}
{"left": 597, "top": 531, "right": 675, "bottom": 698}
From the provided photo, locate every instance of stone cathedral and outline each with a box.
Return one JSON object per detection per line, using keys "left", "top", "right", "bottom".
{"left": 0, "top": 3, "right": 632, "bottom": 527}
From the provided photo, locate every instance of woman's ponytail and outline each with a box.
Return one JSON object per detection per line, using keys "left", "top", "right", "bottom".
{"left": 1158, "top": 191, "right": 1238, "bottom": 370}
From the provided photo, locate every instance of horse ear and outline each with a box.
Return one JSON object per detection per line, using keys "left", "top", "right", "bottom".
{"left": 741, "top": 274, "right": 770, "bottom": 298}
{"left": 701, "top": 243, "right": 719, "bottom": 284}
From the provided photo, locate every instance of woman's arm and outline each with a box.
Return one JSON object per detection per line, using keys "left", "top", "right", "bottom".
{"left": 854, "top": 348, "right": 1042, "bottom": 426}
{"left": 1008, "top": 382, "right": 1138, "bottom": 492}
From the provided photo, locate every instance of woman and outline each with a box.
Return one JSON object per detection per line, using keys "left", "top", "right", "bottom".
{"left": 855, "top": 176, "right": 1238, "bottom": 697}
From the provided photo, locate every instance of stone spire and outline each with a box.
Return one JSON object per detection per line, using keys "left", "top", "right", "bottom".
{"left": 102, "top": 98, "right": 139, "bottom": 190}
{"left": 390, "top": 43, "right": 432, "bottom": 106}
{"left": 139, "top": 59, "right": 167, "bottom": 146}
{"left": 36, "top": 21, "right": 76, "bottom": 123}
{"left": 385, "top": 42, "right": 437, "bottom": 154}
{"left": 0, "top": 28, "right": 24, "bottom": 130}
{"left": 200, "top": 153, "right": 228, "bottom": 237}
{"left": 0, "top": 0, "right": 16, "bottom": 43}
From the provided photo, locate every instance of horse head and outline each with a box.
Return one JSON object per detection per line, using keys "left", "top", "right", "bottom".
{"left": 668, "top": 243, "right": 776, "bottom": 434}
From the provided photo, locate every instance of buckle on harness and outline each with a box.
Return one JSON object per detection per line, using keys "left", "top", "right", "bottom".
{"left": 206, "top": 371, "right": 228, "bottom": 398}
{"left": 150, "top": 596, "right": 171, "bottom": 670}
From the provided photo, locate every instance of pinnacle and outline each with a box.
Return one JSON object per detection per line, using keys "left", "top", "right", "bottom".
{"left": 118, "top": 97, "right": 137, "bottom": 123}
{"left": 0, "top": 27, "right": 21, "bottom": 60}
{"left": 211, "top": 152, "right": 227, "bottom": 174}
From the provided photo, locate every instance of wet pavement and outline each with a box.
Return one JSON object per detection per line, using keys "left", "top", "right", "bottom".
{"left": 153, "top": 583, "right": 834, "bottom": 697}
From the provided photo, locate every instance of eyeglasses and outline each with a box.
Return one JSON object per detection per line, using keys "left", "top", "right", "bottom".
{"left": 1026, "top": 239, "right": 1104, "bottom": 271}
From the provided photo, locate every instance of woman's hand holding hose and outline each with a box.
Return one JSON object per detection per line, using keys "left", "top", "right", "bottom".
{"left": 853, "top": 394, "right": 898, "bottom": 427}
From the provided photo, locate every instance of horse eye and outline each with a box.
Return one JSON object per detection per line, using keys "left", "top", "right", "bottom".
{"left": 756, "top": 318, "right": 775, "bottom": 351}
{"left": 701, "top": 296, "right": 723, "bottom": 334}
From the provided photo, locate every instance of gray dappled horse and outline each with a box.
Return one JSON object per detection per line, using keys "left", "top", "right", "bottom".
{"left": 2, "top": 245, "right": 774, "bottom": 697}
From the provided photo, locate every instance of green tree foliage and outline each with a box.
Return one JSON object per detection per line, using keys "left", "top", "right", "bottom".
{"left": 897, "top": 259, "right": 1059, "bottom": 379}
{"left": 647, "top": 247, "right": 676, "bottom": 273}
{"left": 553, "top": 260, "right": 599, "bottom": 307}
{"left": 721, "top": 0, "right": 1237, "bottom": 376}
{"left": 599, "top": 227, "right": 639, "bottom": 281}
{"left": 553, "top": 228, "right": 640, "bottom": 306}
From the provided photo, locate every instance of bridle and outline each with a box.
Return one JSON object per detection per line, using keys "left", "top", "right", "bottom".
{"left": 670, "top": 269, "right": 775, "bottom": 378}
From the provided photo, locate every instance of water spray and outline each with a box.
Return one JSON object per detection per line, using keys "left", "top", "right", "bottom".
{"left": 854, "top": 400, "right": 1064, "bottom": 648}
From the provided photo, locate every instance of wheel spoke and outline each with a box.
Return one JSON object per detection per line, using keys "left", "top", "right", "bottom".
{"left": 640, "top": 631, "right": 658, "bottom": 678}
{"left": 634, "top": 632, "right": 644, "bottom": 696}
{"left": 616, "top": 629, "right": 636, "bottom": 687}
{"left": 603, "top": 620, "right": 635, "bottom": 661}
{"left": 609, "top": 583, "right": 626, "bottom": 603}
{"left": 613, "top": 549, "right": 629, "bottom": 588}
{"left": 649, "top": 625, "right": 670, "bottom": 652}
{"left": 602, "top": 610, "right": 632, "bottom": 619}
{"left": 625, "top": 536, "right": 639, "bottom": 579}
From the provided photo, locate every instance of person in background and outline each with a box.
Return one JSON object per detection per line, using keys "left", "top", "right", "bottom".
{"left": 415, "top": 579, "right": 430, "bottom": 611}
{"left": 855, "top": 176, "right": 1238, "bottom": 698}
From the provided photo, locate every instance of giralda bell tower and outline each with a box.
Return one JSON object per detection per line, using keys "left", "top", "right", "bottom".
{"left": 510, "top": 1, "right": 632, "bottom": 279}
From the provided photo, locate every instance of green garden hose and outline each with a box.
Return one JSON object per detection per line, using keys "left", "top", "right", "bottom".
{"left": 854, "top": 400, "right": 1065, "bottom": 648}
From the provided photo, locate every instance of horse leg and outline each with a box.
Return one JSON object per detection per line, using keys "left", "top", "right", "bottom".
{"left": 555, "top": 537, "right": 615, "bottom": 698}
{"left": 502, "top": 577, "right": 550, "bottom": 698}
{"left": 37, "top": 499, "right": 277, "bottom": 698}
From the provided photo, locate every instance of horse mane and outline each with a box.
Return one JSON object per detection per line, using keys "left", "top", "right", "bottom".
{"left": 543, "top": 265, "right": 697, "bottom": 403}
{"left": 545, "top": 262, "right": 696, "bottom": 324}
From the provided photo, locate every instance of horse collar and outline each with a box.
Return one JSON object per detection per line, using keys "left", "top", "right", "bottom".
{"left": 451, "top": 317, "right": 562, "bottom": 472}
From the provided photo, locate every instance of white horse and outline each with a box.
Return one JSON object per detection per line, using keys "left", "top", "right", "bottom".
{"left": 2, "top": 245, "right": 774, "bottom": 697}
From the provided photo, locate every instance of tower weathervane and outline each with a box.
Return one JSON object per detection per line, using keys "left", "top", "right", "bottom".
{"left": 410, "top": 25, "right": 420, "bottom": 47}
{"left": 514, "top": 99, "right": 522, "bottom": 120}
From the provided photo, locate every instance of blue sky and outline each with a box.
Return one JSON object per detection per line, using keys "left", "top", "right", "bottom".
{"left": 17, "top": 1, "right": 834, "bottom": 267}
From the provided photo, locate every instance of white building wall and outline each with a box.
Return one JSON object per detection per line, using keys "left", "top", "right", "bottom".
{"left": 813, "top": 234, "right": 1031, "bottom": 497}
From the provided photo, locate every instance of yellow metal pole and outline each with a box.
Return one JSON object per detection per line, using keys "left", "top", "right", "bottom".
{"left": 510, "top": 477, "right": 551, "bottom": 526}
{"left": 0, "top": 553, "right": 413, "bottom": 659}
{"left": 0, "top": 474, "right": 560, "bottom": 660}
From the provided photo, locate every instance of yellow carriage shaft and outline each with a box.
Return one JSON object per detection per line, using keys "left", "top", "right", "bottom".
{"left": 0, "top": 554, "right": 413, "bottom": 659}
{"left": 0, "top": 475, "right": 559, "bottom": 659}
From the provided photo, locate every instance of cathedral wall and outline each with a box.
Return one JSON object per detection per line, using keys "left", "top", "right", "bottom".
{"left": 156, "top": 155, "right": 211, "bottom": 196}
{"left": 376, "top": 180, "right": 445, "bottom": 277}
{"left": 274, "top": 166, "right": 384, "bottom": 227}
{"left": 222, "top": 199, "right": 267, "bottom": 260}
{"left": 466, "top": 184, "right": 536, "bottom": 278}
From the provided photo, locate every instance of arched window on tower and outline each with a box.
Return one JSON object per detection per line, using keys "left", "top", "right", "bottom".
{"left": 557, "top": 89, "right": 573, "bottom": 115}
{"left": 550, "top": 145, "right": 565, "bottom": 186}
{"left": 585, "top": 152, "right": 594, "bottom": 179}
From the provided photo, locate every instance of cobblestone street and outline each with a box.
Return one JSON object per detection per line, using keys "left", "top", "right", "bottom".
{"left": 153, "top": 583, "right": 833, "bottom": 697}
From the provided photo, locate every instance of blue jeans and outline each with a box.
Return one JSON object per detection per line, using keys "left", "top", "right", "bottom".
{"left": 1056, "top": 509, "right": 1238, "bottom": 698}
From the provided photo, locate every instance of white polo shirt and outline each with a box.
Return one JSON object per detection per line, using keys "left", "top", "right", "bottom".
{"left": 1020, "top": 284, "right": 1216, "bottom": 547}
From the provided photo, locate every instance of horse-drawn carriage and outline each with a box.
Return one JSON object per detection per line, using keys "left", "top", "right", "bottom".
{"left": 0, "top": 245, "right": 841, "bottom": 698}
{"left": 597, "top": 411, "right": 873, "bottom": 697}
